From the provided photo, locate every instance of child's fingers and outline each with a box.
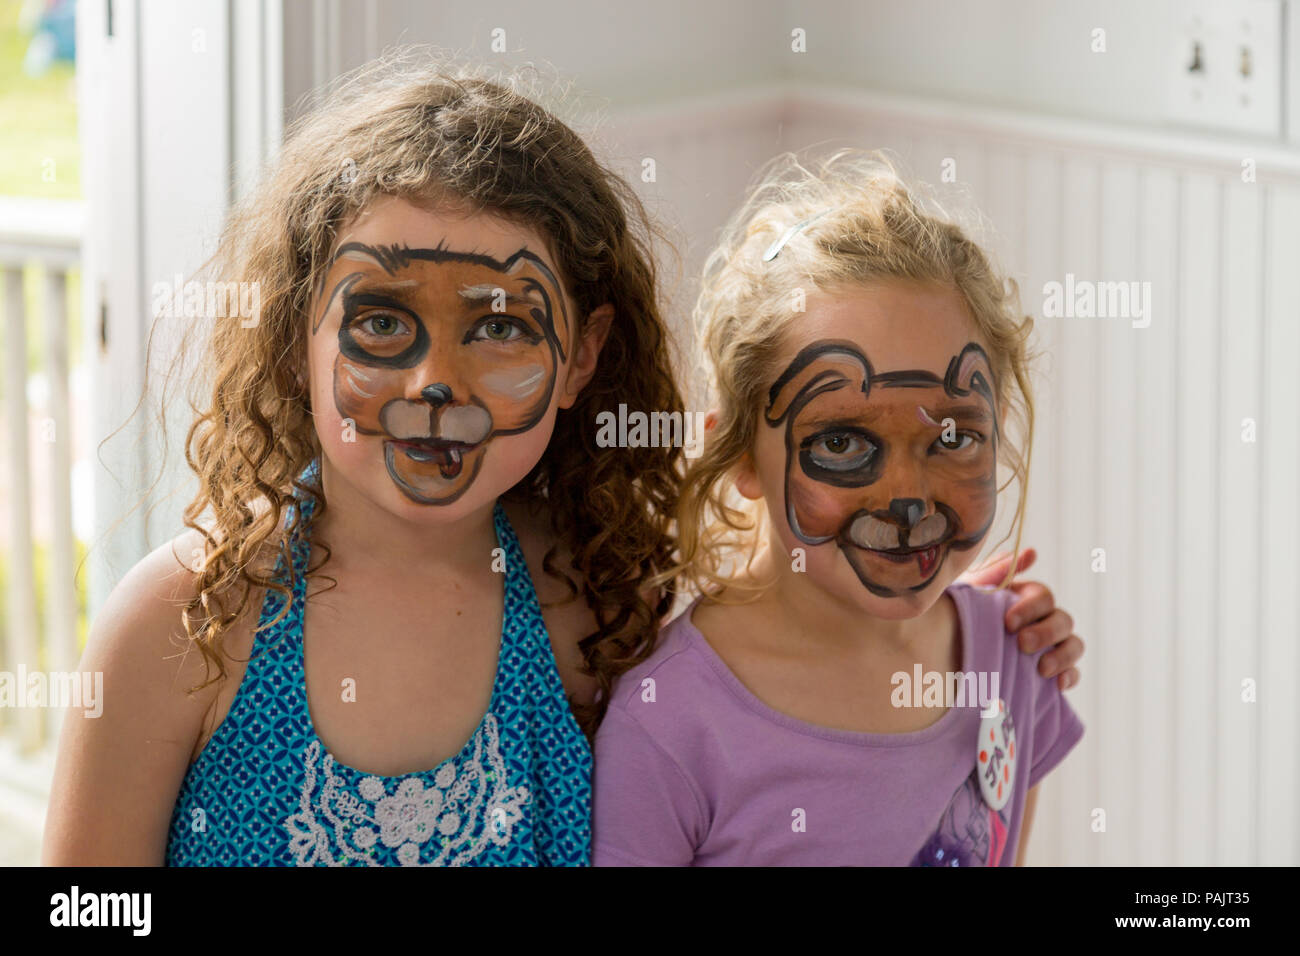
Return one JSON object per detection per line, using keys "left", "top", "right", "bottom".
{"left": 1005, "top": 546, "right": 1037, "bottom": 577}
{"left": 1057, "top": 668, "right": 1081, "bottom": 691}
{"left": 1014, "top": 604, "right": 1074, "bottom": 654}
{"left": 1004, "top": 579, "right": 1061, "bottom": 636}
{"left": 961, "top": 547, "right": 1038, "bottom": 588}
{"left": 1036, "top": 633, "right": 1085, "bottom": 678}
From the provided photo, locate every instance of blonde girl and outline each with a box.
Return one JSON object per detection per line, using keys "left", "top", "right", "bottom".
{"left": 592, "top": 152, "right": 1084, "bottom": 866}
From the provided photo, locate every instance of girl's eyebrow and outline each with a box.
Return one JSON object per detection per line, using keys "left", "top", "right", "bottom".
{"left": 922, "top": 403, "right": 994, "bottom": 425}
{"left": 458, "top": 283, "right": 544, "bottom": 307}
{"left": 352, "top": 278, "right": 420, "bottom": 293}
{"left": 797, "top": 415, "right": 874, "bottom": 432}
{"left": 873, "top": 369, "right": 942, "bottom": 388}
{"left": 335, "top": 246, "right": 386, "bottom": 269}
{"left": 313, "top": 274, "right": 418, "bottom": 333}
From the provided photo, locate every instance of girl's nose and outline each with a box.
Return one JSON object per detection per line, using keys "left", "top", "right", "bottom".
{"left": 421, "top": 383, "right": 452, "bottom": 407}
{"left": 887, "top": 497, "right": 926, "bottom": 528}
{"left": 874, "top": 453, "right": 930, "bottom": 514}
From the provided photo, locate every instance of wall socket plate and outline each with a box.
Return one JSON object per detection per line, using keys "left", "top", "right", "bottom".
{"left": 1167, "top": 0, "right": 1282, "bottom": 137}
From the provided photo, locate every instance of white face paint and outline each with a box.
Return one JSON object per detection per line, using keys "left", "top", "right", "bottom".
{"left": 438, "top": 405, "right": 493, "bottom": 444}
{"left": 381, "top": 401, "right": 433, "bottom": 440}
{"left": 478, "top": 364, "right": 548, "bottom": 401}
{"left": 340, "top": 360, "right": 378, "bottom": 398}
{"left": 848, "top": 512, "right": 949, "bottom": 550}
{"left": 377, "top": 401, "right": 493, "bottom": 444}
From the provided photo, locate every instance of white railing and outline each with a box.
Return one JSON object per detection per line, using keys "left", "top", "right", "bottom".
{"left": 0, "top": 196, "right": 85, "bottom": 864}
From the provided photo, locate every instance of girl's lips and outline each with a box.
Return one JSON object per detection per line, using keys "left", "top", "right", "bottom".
{"left": 387, "top": 438, "right": 475, "bottom": 479}
{"left": 866, "top": 544, "right": 942, "bottom": 577}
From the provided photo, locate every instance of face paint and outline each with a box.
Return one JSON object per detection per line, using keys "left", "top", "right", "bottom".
{"left": 764, "top": 339, "right": 999, "bottom": 597}
{"left": 315, "top": 241, "right": 569, "bottom": 505}
{"left": 478, "top": 364, "right": 549, "bottom": 400}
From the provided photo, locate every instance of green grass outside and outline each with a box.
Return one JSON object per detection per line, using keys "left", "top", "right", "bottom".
{"left": 0, "top": 0, "right": 84, "bottom": 376}
{"left": 0, "top": 0, "right": 80, "bottom": 199}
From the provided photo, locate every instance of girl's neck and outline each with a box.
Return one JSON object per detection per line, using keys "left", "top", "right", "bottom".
{"left": 310, "top": 457, "right": 498, "bottom": 575}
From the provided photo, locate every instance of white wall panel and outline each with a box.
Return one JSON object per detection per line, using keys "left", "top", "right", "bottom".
{"left": 1258, "top": 185, "right": 1300, "bottom": 865}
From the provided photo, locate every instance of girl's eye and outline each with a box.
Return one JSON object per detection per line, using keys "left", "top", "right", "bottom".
{"left": 809, "top": 432, "right": 876, "bottom": 471}
{"left": 471, "top": 317, "right": 529, "bottom": 343}
{"left": 360, "top": 313, "right": 406, "bottom": 337}
{"left": 932, "top": 432, "right": 981, "bottom": 453}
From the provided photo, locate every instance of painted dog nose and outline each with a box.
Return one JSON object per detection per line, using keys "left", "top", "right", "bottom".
{"left": 421, "top": 383, "right": 452, "bottom": 407}
{"left": 887, "top": 498, "right": 925, "bottom": 528}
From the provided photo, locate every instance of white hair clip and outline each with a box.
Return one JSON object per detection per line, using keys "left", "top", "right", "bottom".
{"left": 761, "top": 208, "right": 831, "bottom": 262}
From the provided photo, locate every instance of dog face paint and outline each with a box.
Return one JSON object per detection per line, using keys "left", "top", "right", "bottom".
{"left": 317, "top": 241, "right": 569, "bottom": 505}
{"left": 764, "top": 339, "right": 998, "bottom": 597}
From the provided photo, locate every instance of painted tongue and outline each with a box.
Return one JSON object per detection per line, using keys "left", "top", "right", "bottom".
{"left": 916, "top": 545, "right": 939, "bottom": 577}
{"left": 438, "top": 447, "right": 463, "bottom": 479}
{"left": 401, "top": 441, "right": 464, "bottom": 478}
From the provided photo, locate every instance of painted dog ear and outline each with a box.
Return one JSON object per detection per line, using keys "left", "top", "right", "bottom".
{"left": 944, "top": 343, "right": 996, "bottom": 405}
{"left": 765, "top": 342, "right": 873, "bottom": 426}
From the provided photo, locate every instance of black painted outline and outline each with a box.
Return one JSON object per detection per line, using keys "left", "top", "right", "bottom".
{"left": 314, "top": 241, "right": 572, "bottom": 505}
{"left": 765, "top": 339, "right": 1000, "bottom": 597}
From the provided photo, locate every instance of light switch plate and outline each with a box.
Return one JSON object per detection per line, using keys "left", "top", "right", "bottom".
{"left": 1166, "top": 0, "right": 1282, "bottom": 137}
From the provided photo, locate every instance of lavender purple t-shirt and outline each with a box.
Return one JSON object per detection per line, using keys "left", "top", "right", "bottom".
{"left": 591, "top": 582, "right": 1084, "bottom": 866}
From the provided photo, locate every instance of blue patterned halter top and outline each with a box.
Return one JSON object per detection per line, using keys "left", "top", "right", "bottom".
{"left": 165, "top": 462, "right": 592, "bottom": 866}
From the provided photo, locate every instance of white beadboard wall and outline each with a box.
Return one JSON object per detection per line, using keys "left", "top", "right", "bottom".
{"left": 599, "top": 87, "right": 1300, "bottom": 867}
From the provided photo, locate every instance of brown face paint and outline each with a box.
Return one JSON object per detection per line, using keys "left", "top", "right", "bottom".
{"left": 316, "top": 241, "right": 569, "bottom": 505}
{"left": 764, "top": 339, "right": 999, "bottom": 597}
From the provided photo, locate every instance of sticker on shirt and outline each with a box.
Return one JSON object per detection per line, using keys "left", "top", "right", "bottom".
{"left": 911, "top": 703, "right": 1017, "bottom": 867}
{"left": 977, "top": 698, "right": 1016, "bottom": 811}
{"left": 910, "top": 771, "right": 1010, "bottom": 867}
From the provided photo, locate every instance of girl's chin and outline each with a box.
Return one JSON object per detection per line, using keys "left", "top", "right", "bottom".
{"left": 829, "top": 568, "right": 955, "bottom": 621}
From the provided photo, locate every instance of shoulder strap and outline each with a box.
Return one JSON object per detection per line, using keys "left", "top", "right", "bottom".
{"left": 492, "top": 502, "right": 548, "bottom": 648}
{"left": 251, "top": 459, "right": 319, "bottom": 642}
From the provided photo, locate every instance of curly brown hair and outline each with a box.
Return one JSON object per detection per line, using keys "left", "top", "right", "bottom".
{"left": 175, "top": 50, "right": 685, "bottom": 738}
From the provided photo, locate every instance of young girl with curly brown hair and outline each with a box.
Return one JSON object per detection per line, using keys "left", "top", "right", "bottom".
{"left": 42, "top": 54, "right": 687, "bottom": 867}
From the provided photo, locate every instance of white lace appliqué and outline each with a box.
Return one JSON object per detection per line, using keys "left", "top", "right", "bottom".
{"left": 284, "top": 713, "right": 530, "bottom": 866}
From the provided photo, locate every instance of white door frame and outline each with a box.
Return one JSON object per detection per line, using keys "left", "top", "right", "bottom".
{"left": 81, "top": 0, "right": 284, "bottom": 615}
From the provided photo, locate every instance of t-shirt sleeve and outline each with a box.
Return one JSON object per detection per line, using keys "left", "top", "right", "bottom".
{"left": 1027, "top": 664, "right": 1085, "bottom": 789}
{"left": 591, "top": 702, "right": 706, "bottom": 866}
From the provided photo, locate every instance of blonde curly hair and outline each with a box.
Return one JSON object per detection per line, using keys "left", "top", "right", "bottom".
{"left": 669, "top": 149, "right": 1036, "bottom": 599}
